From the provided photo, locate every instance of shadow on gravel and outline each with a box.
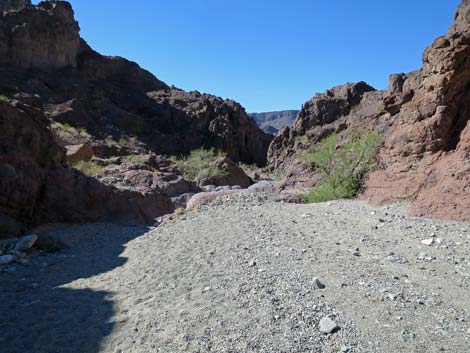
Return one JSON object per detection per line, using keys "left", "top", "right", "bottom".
{"left": 0, "top": 224, "right": 149, "bottom": 353}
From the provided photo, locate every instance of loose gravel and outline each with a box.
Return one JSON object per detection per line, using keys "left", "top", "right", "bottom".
{"left": 1, "top": 193, "right": 469, "bottom": 352}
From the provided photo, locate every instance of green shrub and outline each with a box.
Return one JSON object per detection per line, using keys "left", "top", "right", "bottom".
{"left": 304, "top": 131, "right": 381, "bottom": 203}
{"left": 123, "top": 154, "right": 148, "bottom": 164}
{"left": 170, "top": 148, "right": 228, "bottom": 180}
{"left": 79, "top": 127, "right": 91, "bottom": 137}
{"left": 239, "top": 162, "right": 258, "bottom": 175}
{"left": 73, "top": 160, "right": 104, "bottom": 176}
{"left": 51, "top": 122, "right": 77, "bottom": 134}
{"left": 105, "top": 135, "right": 118, "bottom": 146}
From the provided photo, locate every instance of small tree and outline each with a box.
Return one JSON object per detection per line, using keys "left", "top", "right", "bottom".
{"left": 304, "top": 131, "right": 381, "bottom": 203}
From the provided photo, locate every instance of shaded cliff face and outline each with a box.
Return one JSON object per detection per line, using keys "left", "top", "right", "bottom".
{"left": 249, "top": 110, "right": 299, "bottom": 135}
{"left": 0, "top": 1, "right": 80, "bottom": 69}
{"left": 0, "top": 99, "right": 174, "bottom": 237}
{"left": 0, "top": 1, "right": 271, "bottom": 236}
{"left": 0, "top": 0, "right": 30, "bottom": 14}
{"left": 362, "top": 0, "right": 470, "bottom": 221}
{"left": 0, "top": 1, "right": 271, "bottom": 166}
{"left": 267, "top": 82, "right": 391, "bottom": 184}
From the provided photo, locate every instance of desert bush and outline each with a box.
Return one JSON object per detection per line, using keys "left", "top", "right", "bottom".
{"left": 79, "top": 127, "right": 91, "bottom": 137}
{"left": 73, "top": 160, "right": 104, "bottom": 176}
{"left": 123, "top": 154, "right": 148, "bottom": 164}
{"left": 239, "top": 162, "right": 258, "bottom": 175}
{"left": 304, "top": 131, "right": 381, "bottom": 203}
{"left": 51, "top": 122, "right": 78, "bottom": 134}
{"left": 170, "top": 148, "right": 228, "bottom": 180}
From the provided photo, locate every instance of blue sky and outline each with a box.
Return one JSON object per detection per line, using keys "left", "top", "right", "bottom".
{"left": 54, "top": 0, "right": 460, "bottom": 112}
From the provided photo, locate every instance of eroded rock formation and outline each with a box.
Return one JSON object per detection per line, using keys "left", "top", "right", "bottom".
{"left": 0, "top": 1, "right": 271, "bottom": 236}
{"left": 362, "top": 0, "right": 470, "bottom": 221}
{"left": 268, "top": 0, "right": 470, "bottom": 221}
{"left": 0, "top": 1, "right": 80, "bottom": 69}
{"left": 0, "top": 99, "right": 175, "bottom": 237}
{"left": 268, "top": 82, "right": 391, "bottom": 185}
{"left": 0, "top": 2, "right": 271, "bottom": 165}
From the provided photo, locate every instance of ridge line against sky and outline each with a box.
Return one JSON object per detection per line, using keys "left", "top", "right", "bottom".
{"left": 45, "top": 0, "right": 461, "bottom": 112}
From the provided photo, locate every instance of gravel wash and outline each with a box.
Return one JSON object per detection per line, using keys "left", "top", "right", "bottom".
{"left": 1, "top": 194, "right": 469, "bottom": 353}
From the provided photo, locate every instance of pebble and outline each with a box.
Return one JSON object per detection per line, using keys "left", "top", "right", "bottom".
{"left": 0, "top": 254, "right": 15, "bottom": 265}
{"left": 312, "top": 277, "right": 326, "bottom": 289}
{"left": 421, "top": 238, "right": 434, "bottom": 246}
{"left": 249, "top": 260, "right": 257, "bottom": 267}
{"left": 13, "top": 234, "right": 38, "bottom": 252}
{"left": 319, "top": 316, "right": 339, "bottom": 334}
{"left": 340, "top": 346, "right": 351, "bottom": 352}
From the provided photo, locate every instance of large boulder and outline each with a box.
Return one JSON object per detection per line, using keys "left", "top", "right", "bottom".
{"left": 196, "top": 157, "right": 252, "bottom": 189}
{"left": 66, "top": 144, "right": 94, "bottom": 164}
{"left": 0, "top": 100, "right": 64, "bottom": 236}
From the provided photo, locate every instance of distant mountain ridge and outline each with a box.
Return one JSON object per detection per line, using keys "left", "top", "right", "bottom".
{"left": 249, "top": 110, "right": 299, "bottom": 135}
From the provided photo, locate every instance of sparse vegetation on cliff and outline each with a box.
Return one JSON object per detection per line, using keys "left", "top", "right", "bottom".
{"left": 304, "top": 131, "right": 381, "bottom": 203}
{"left": 73, "top": 160, "right": 104, "bottom": 176}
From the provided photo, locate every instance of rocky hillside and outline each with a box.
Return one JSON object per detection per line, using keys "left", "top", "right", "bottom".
{"left": 249, "top": 110, "right": 299, "bottom": 134}
{"left": 0, "top": 1, "right": 271, "bottom": 236}
{"left": 0, "top": 1, "right": 271, "bottom": 165}
{"left": 268, "top": 82, "right": 389, "bottom": 184}
{"left": 268, "top": 0, "right": 470, "bottom": 221}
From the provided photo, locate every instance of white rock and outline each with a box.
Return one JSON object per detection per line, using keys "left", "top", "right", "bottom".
{"left": 421, "top": 238, "right": 434, "bottom": 246}
{"left": 319, "top": 316, "right": 339, "bottom": 334}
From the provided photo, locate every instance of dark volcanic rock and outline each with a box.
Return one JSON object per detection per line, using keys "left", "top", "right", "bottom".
{"left": 149, "top": 89, "right": 272, "bottom": 165}
{"left": 0, "top": 0, "right": 30, "bottom": 14}
{"left": 0, "top": 1, "right": 272, "bottom": 234}
{"left": 0, "top": 2, "right": 271, "bottom": 167}
{"left": 249, "top": 110, "right": 299, "bottom": 135}
{"left": 0, "top": 1, "right": 81, "bottom": 69}
{"left": 0, "top": 99, "right": 174, "bottom": 237}
{"left": 362, "top": 0, "right": 470, "bottom": 221}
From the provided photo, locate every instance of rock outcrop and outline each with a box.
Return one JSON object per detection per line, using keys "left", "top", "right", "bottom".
{"left": 0, "top": 99, "right": 174, "bottom": 237}
{"left": 0, "top": 1, "right": 272, "bottom": 236}
{"left": 0, "top": 1, "right": 81, "bottom": 69}
{"left": 0, "top": 0, "right": 30, "bottom": 14}
{"left": 362, "top": 0, "right": 470, "bottom": 221}
{"left": 196, "top": 157, "right": 252, "bottom": 189}
{"left": 268, "top": 0, "right": 470, "bottom": 221}
{"left": 0, "top": 2, "right": 271, "bottom": 166}
{"left": 268, "top": 82, "right": 391, "bottom": 184}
